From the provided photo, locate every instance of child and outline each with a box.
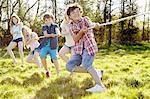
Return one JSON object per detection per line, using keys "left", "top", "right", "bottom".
{"left": 59, "top": 14, "right": 75, "bottom": 63}
{"left": 22, "top": 26, "right": 41, "bottom": 67}
{"left": 66, "top": 4, "right": 106, "bottom": 92}
{"left": 7, "top": 14, "right": 24, "bottom": 65}
{"left": 40, "top": 13, "right": 60, "bottom": 78}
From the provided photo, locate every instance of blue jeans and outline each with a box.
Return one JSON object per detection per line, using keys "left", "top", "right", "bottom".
{"left": 66, "top": 49, "right": 95, "bottom": 72}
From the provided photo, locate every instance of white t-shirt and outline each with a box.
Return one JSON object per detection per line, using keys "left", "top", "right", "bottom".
{"left": 27, "top": 32, "right": 40, "bottom": 51}
{"left": 11, "top": 24, "right": 23, "bottom": 40}
{"left": 61, "top": 22, "right": 75, "bottom": 47}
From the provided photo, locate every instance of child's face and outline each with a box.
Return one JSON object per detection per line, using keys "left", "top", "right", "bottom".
{"left": 69, "top": 8, "right": 82, "bottom": 21}
{"left": 22, "top": 29, "right": 29, "bottom": 37}
{"left": 12, "top": 17, "right": 18, "bottom": 24}
{"left": 44, "top": 18, "right": 53, "bottom": 25}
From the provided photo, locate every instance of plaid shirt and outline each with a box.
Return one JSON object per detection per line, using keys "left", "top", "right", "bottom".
{"left": 69, "top": 16, "right": 98, "bottom": 55}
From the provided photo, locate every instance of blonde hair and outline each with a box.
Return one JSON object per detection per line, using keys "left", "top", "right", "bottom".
{"left": 10, "top": 14, "right": 21, "bottom": 27}
{"left": 22, "top": 25, "right": 32, "bottom": 45}
{"left": 22, "top": 25, "right": 32, "bottom": 35}
{"left": 62, "top": 14, "right": 69, "bottom": 24}
{"left": 61, "top": 7, "right": 71, "bottom": 29}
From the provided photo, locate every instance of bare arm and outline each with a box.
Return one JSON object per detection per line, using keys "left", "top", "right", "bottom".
{"left": 43, "top": 31, "right": 55, "bottom": 38}
{"left": 25, "top": 36, "right": 32, "bottom": 45}
{"left": 73, "top": 28, "right": 88, "bottom": 43}
{"left": 10, "top": 30, "right": 13, "bottom": 35}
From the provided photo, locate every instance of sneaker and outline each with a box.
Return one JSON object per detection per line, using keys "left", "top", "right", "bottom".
{"left": 86, "top": 84, "right": 106, "bottom": 93}
{"left": 96, "top": 69, "right": 104, "bottom": 80}
{"left": 46, "top": 71, "right": 52, "bottom": 78}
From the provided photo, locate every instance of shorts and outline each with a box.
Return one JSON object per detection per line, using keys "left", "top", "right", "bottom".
{"left": 40, "top": 46, "right": 58, "bottom": 60}
{"left": 66, "top": 49, "right": 95, "bottom": 72}
{"left": 12, "top": 37, "right": 23, "bottom": 43}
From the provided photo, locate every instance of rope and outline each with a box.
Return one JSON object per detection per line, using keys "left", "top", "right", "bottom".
{"left": 38, "top": 11, "right": 150, "bottom": 38}
{"left": 88, "top": 11, "right": 150, "bottom": 29}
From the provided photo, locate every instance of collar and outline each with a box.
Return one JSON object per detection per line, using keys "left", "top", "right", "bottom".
{"left": 71, "top": 17, "right": 83, "bottom": 24}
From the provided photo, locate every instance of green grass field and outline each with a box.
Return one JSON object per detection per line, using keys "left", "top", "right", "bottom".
{"left": 0, "top": 43, "right": 150, "bottom": 99}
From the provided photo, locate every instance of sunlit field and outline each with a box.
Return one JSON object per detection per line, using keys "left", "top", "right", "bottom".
{"left": 0, "top": 43, "right": 150, "bottom": 99}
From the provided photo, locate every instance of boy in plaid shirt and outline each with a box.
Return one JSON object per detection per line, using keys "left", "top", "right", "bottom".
{"left": 66, "top": 4, "right": 106, "bottom": 92}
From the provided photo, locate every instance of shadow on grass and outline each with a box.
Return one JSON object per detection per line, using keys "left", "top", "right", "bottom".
{"left": 23, "top": 72, "right": 44, "bottom": 87}
{"left": 0, "top": 76, "right": 21, "bottom": 85}
{"left": 0, "top": 72, "right": 44, "bottom": 86}
{"left": 34, "top": 77, "right": 94, "bottom": 99}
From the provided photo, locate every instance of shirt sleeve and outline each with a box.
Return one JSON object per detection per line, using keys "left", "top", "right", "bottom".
{"left": 60, "top": 22, "right": 65, "bottom": 34}
{"left": 84, "top": 16, "right": 95, "bottom": 27}
{"left": 31, "top": 32, "right": 39, "bottom": 40}
{"left": 55, "top": 27, "right": 60, "bottom": 35}
{"left": 18, "top": 23, "right": 23, "bottom": 33}
{"left": 53, "top": 24, "right": 59, "bottom": 35}
{"left": 60, "top": 22, "right": 69, "bottom": 36}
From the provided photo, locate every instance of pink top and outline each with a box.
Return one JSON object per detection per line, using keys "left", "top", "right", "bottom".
{"left": 27, "top": 32, "right": 40, "bottom": 51}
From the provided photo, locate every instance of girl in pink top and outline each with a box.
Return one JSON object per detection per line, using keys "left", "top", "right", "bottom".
{"left": 22, "top": 26, "right": 41, "bottom": 67}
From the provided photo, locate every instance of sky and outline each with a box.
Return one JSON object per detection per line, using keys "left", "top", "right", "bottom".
{"left": 28, "top": 0, "right": 148, "bottom": 18}
{"left": 28, "top": 0, "right": 147, "bottom": 12}
{"left": 9, "top": 0, "right": 150, "bottom": 21}
{"left": 1, "top": 0, "right": 148, "bottom": 29}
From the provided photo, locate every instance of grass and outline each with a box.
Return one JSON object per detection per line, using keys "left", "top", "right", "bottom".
{"left": 0, "top": 43, "right": 150, "bottom": 99}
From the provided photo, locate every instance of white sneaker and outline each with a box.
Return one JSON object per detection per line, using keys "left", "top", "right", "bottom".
{"left": 96, "top": 69, "right": 104, "bottom": 80}
{"left": 86, "top": 84, "right": 106, "bottom": 93}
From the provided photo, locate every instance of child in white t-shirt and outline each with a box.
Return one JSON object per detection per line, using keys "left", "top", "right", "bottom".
{"left": 59, "top": 14, "right": 75, "bottom": 63}
{"left": 7, "top": 14, "right": 24, "bottom": 65}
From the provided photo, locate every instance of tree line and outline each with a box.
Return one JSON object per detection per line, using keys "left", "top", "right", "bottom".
{"left": 0, "top": 0, "right": 150, "bottom": 47}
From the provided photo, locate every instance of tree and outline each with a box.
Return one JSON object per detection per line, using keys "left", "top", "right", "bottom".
{"left": 142, "top": 0, "right": 147, "bottom": 41}
{"left": 22, "top": 0, "right": 38, "bottom": 21}
{"left": 148, "top": 0, "right": 150, "bottom": 42}
{"left": 108, "top": 0, "right": 112, "bottom": 46}
{"left": 118, "top": 0, "right": 138, "bottom": 44}
{"left": 0, "top": 0, "right": 7, "bottom": 23}
{"left": 51, "top": 0, "right": 57, "bottom": 22}
{"left": 120, "top": 0, "right": 125, "bottom": 43}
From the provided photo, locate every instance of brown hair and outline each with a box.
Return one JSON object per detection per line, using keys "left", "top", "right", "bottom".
{"left": 66, "top": 3, "right": 83, "bottom": 16}
{"left": 10, "top": 14, "right": 21, "bottom": 27}
{"left": 43, "top": 13, "right": 55, "bottom": 21}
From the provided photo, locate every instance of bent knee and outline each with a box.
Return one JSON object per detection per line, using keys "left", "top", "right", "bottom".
{"left": 66, "top": 62, "right": 74, "bottom": 72}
